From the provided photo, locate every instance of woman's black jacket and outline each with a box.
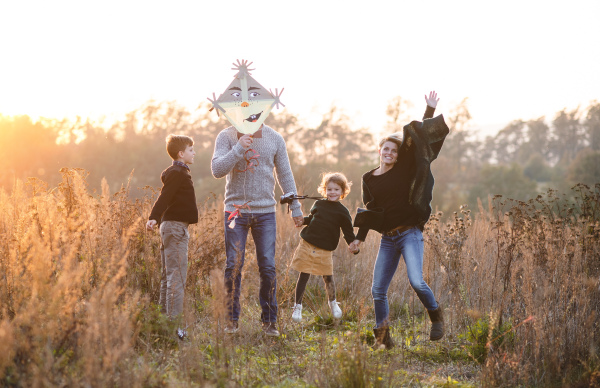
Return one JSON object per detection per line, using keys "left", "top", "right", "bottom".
{"left": 357, "top": 114, "right": 449, "bottom": 236}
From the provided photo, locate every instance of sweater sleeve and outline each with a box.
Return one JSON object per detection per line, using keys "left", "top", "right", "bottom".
{"left": 340, "top": 207, "right": 356, "bottom": 245}
{"left": 361, "top": 176, "right": 373, "bottom": 207}
{"left": 211, "top": 130, "right": 246, "bottom": 179}
{"left": 274, "top": 135, "right": 302, "bottom": 217}
{"left": 356, "top": 177, "right": 372, "bottom": 241}
{"left": 149, "top": 169, "right": 184, "bottom": 221}
{"left": 356, "top": 227, "right": 368, "bottom": 242}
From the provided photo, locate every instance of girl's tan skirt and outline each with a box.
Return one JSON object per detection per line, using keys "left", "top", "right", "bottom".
{"left": 290, "top": 239, "right": 333, "bottom": 276}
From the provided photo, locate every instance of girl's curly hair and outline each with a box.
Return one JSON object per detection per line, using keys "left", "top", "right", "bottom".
{"left": 317, "top": 172, "right": 352, "bottom": 199}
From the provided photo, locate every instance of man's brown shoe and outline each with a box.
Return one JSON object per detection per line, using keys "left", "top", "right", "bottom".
{"left": 262, "top": 322, "right": 280, "bottom": 337}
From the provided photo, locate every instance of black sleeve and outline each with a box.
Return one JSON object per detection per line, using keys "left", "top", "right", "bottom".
{"left": 423, "top": 105, "right": 436, "bottom": 120}
{"left": 149, "top": 170, "right": 184, "bottom": 221}
{"left": 356, "top": 177, "right": 372, "bottom": 241}
{"left": 356, "top": 227, "right": 368, "bottom": 242}
{"left": 340, "top": 209, "right": 356, "bottom": 245}
{"left": 303, "top": 201, "right": 318, "bottom": 225}
{"left": 361, "top": 177, "right": 373, "bottom": 208}
{"left": 303, "top": 215, "right": 313, "bottom": 226}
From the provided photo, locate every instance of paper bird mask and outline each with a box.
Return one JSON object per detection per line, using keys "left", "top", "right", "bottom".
{"left": 208, "top": 59, "right": 285, "bottom": 135}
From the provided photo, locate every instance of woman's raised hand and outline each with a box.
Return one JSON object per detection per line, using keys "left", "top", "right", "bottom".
{"left": 425, "top": 91, "right": 439, "bottom": 108}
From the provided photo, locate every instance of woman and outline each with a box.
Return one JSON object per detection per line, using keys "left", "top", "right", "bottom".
{"left": 349, "top": 91, "right": 449, "bottom": 349}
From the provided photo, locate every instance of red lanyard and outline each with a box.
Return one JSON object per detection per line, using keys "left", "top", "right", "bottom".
{"left": 228, "top": 200, "right": 252, "bottom": 220}
{"left": 235, "top": 149, "right": 260, "bottom": 173}
{"left": 229, "top": 149, "right": 259, "bottom": 226}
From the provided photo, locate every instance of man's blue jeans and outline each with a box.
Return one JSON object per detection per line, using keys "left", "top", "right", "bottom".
{"left": 371, "top": 227, "right": 438, "bottom": 328}
{"left": 224, "top": 212, "right": 277, "bottom": 323}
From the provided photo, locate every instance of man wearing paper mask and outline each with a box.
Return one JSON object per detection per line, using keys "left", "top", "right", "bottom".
{"left": 210, "top": 60, "right": 303, "bottom": 337}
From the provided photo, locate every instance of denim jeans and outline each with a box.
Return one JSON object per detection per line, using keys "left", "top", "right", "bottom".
{"left": 371, "top": 227, "right": 438, "bottom": 328}
{"left": 224, "top": 212, "right": 277, "bottom": 323}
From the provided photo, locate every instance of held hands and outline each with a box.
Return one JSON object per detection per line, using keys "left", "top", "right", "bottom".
{"left": 146, "top": 219, "right": 157, "bottom": 231}
{"left": 348, "top": 239, "right": 362, "bottom": 254}
{"left": 238, "top": 134, "right": 253, "bottom": 149}
{"left": 424, "top": 91, "right": 439, "bottom": 108}
{"left": 292, "top": 215, "right": 304, "bottom": 227}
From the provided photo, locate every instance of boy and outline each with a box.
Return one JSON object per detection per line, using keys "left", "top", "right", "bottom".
{"left": 146, "top": 134, "right": 198, "bottom": 339}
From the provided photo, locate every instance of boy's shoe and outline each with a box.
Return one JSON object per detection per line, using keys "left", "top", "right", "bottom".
{"left": 292, "top": 304, "right": 303, "bottom": 323}
{"left": 329, "top": 300, "right": 342, "bottom": 319}
{"left": 224, "top": 321, "right": 239, "bottom": 334}
{"left": 262, "top": 322, "right": 280, "bottom": 337}
{"left": 177, "top": 328, "right": 188, "bottom": 340}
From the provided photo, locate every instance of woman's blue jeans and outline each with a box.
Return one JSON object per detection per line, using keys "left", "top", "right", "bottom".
{"left": 224, "top": 212, "right": 278, "bottom": 323}
{"left": 371, "top": 227, "right": 438, "bottom": 328}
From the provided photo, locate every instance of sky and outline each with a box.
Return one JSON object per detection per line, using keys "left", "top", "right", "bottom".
{"left": 1, "top": 0, "right": 599, "bottom": 138}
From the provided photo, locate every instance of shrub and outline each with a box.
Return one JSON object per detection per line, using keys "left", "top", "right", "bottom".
{"left": 463, "top": 316, "right": 514, "bottom": 363}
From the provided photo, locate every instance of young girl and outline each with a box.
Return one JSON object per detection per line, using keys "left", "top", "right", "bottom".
{"left": 290, "top": 172, "right": 358, "bottom": 322}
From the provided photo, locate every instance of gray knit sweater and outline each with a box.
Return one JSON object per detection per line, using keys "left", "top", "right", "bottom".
{"left": 211, "top": 125, "right": 302, "bottom": 217}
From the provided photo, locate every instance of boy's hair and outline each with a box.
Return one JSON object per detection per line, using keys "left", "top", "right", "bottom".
{"left": 317, "top": 172, "right": 352, "bottom": 199}
{"left": 378, "top": 132, "right": 403, "bottom": 150}
{"left": 166, "top": 134, "right": 194, "bottom": 160}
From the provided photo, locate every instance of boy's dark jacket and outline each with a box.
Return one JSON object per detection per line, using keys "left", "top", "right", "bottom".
{"left": 355, "top": 114, "right": 449, "bottom": 232}
{"left": 149, "top": 165, "right": 198, "bottom": 224}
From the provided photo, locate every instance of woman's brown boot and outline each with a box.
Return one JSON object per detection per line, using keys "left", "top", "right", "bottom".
{"left": 427, "top": 304, "right": 444, "bottom": 341}
{"left": 373, "top": 326, "right": 395, "bottom": 349}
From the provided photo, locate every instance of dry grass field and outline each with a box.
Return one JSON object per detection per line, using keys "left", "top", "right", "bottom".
{"left": 0, "top": 169, "right": 599, "bottom": 387}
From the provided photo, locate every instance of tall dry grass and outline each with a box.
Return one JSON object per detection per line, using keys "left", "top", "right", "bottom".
{"left": 425, "top": 185, "right": 600, "bottom": 386}
{"left": 0, "top": 169, "right": 598, "bottom": 386}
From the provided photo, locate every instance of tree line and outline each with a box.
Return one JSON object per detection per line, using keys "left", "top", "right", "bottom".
{"left": 1, "top": 98, "right": 599, "bottom": 216}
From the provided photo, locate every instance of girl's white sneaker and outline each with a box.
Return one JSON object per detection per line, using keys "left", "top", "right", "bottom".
{"left": 329, "top": 300, "right": 342, "bottom": 319}
{"left": 292, "top": 304, "right": 303, "bottom": 322}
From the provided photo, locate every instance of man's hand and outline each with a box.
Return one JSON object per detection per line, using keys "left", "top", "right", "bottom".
{"left": 146, "top": 219, "right": 157, "bottom": 231}
{"left": 238, "top": 134, "right": 253, "bottom": 149}
{"left": 293, "top": 215, "right": 304, "bottom": 227}
{"left": 424, "top": 90, "right": 439, "bottom": 108}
